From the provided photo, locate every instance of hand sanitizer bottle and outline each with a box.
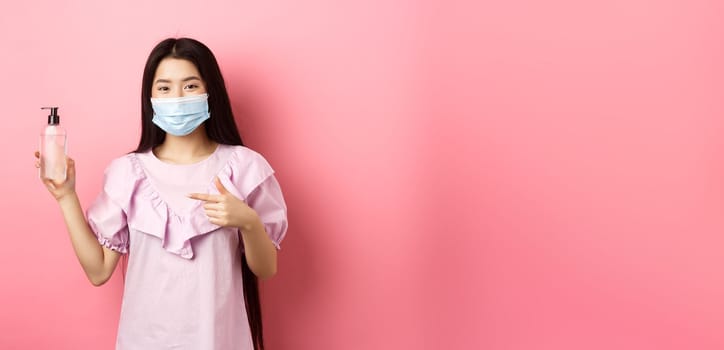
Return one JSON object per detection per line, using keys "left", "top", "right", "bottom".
{"left": 39, "top": 107, "right": 67, "bottom": 182}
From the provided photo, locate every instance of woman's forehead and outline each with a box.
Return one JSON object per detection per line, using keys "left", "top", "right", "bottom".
{"left": 154, "top": 58, "right": 202, "bottom": 81}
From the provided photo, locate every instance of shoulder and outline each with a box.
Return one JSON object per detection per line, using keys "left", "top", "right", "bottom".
{"left": 218, "top": 145, "right": 276, "bottom": 198}
{"left": 100, "top": 153, "right": 146, "bottom": 187}
{"left": 97, "top": 153, "right": 145, "bottom": 203}
{"left": 224, "top": 145, "right": 274, "bottom": 172}
{"left": 103, "top": 153, "right": 138, "bottom": 175}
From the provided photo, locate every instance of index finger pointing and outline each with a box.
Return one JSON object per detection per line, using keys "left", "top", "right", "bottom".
{"left": 187, "top": 193, "right": 221, "bottom": 202}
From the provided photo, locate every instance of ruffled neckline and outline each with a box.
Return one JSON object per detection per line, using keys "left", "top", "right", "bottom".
{"left": 124, "top": 145, "right": 239, "bottom": 259}
{"left": 103, "top": 144, "right": 273, "bottom": 260}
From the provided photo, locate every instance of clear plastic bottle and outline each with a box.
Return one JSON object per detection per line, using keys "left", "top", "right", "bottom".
{"left": 39, "top": 107, "right": 67, "bottom": 182}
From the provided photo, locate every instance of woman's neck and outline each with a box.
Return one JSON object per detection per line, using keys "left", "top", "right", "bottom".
{"left": 153, "top": 126, "right": 218, "bottom": 164}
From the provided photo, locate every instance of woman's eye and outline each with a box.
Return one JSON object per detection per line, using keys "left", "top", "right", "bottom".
{"left": 157, "top": 86, "right": 170, "bottom": 92}
{"left": 184, "top": 84, "right": 198, "bottom": 90}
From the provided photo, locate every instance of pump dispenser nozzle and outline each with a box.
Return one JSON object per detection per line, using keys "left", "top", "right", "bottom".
{"left": 41, "top": 107, "right": 60, "bottom": 125}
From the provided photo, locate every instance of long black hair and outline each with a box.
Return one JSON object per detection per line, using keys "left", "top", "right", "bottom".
{"left": 135, "top": 37, "right": 265, "bottom": 350}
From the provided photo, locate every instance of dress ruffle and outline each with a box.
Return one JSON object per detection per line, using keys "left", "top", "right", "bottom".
{"left": 105, "top": 146, "right": 274, "bottom": 259}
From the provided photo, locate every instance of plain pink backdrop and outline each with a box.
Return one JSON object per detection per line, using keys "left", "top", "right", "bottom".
{"left": 1, "top": 0, "right": 723, "bottom": 349}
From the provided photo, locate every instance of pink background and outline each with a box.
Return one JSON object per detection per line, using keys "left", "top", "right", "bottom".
{"left": 1, "top": 0, "right": 723, "bottom": 349}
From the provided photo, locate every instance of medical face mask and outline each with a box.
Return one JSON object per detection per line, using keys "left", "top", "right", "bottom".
{"left": 151, "top": 94, "right": 210, "bottom": 136}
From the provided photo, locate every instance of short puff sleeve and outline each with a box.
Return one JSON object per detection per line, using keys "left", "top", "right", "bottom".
{"left": 247, "top": 175, "right": 288, "bottom": 249}
{"left": 219, "top": 147, "right": 288, "bottom": 250}
{"left": 86, "top": 156, "right": 136, "bottom": 254}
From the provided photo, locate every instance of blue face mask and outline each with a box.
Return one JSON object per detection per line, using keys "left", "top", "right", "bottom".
{"left": 151, "top": 94, "right": 210, "bottom": 136}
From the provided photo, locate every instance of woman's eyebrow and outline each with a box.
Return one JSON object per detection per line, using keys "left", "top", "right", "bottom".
{"left": 154, "top": 76, "right": 201, "bottom": 84}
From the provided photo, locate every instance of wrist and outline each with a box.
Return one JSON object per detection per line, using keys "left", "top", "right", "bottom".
{"left": 240, "top": 214, "right": 263, "bottom": 235}
{"left": 57, "top": 192, "right": 79, "bottom": 208}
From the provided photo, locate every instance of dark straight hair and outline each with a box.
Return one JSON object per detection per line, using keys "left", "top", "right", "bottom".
{"left": 135, "top": 37, "right": 265, "bottom": 350}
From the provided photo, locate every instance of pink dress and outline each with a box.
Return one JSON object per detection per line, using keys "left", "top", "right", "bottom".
{"left": 86, "top": 144, "right": 288, "bottom": 350}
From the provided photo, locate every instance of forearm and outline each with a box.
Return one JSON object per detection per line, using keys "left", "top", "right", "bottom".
{"left": 240, "top": 217, "right": 278, "bottom": 280}
{"left": 58, "top": 194, "right": 118, "bottom": 286}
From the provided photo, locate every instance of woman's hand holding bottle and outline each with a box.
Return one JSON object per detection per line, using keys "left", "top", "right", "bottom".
{"left": 35, "top": 151, "right": 77, "bottom": 202}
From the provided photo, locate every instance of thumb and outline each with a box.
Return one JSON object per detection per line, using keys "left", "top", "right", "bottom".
{"left": 214, "top": 177, "right": 230, "bottom": 195}
{"left": 67, "top": 157, "right": 76, "bottom": 177}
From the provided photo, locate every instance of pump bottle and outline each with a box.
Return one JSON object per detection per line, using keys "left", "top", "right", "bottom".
{"left": 39, "top": 107, "right": 67, "bottom": 181}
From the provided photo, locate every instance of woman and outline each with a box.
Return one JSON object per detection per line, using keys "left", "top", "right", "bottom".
{"left": 35, "top": 37, "right": 287, "bottom": 350}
